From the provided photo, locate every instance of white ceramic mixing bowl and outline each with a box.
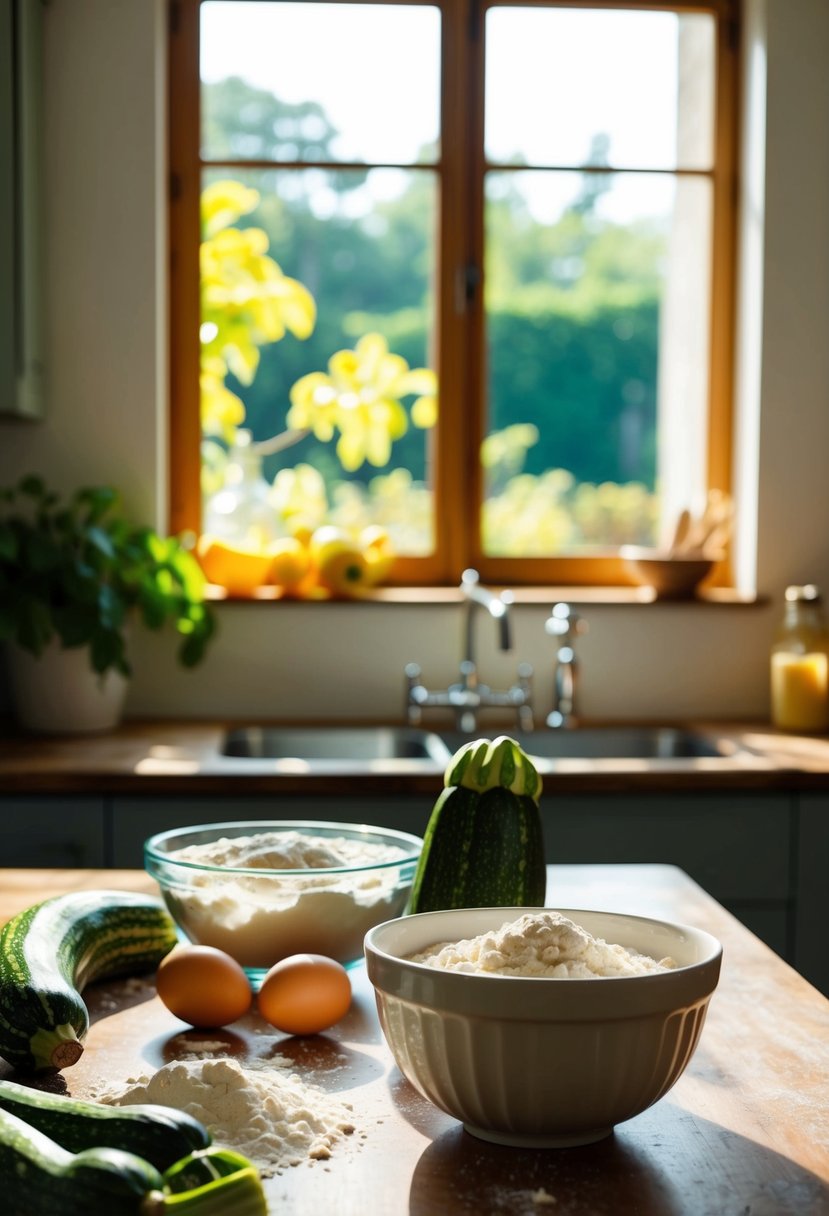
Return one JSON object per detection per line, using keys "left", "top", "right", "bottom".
{"left": 365, "top": 905, "right": 722, "bottom": 1147}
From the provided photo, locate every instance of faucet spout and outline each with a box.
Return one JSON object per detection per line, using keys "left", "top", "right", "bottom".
{"left": 461, "top": 568, "right": 512, "bottom": 665}
{"left": 404, "top": 570, "right": 533, "bottom": 732}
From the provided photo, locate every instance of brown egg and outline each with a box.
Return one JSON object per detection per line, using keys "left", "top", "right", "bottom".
{"left": 155, "top": 944, "right": 253, "bottom": 1028}
{"left": 257, "top": 954, "right": 352, "bottom": 1036}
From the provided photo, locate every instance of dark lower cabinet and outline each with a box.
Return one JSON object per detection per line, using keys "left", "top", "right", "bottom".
{"left": 1, "top": 788, "right": 825, "bottom": 996}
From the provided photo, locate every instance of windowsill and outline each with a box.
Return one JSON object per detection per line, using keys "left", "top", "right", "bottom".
{"left": 205, "top": 584, "right": 763, "bottom": 607}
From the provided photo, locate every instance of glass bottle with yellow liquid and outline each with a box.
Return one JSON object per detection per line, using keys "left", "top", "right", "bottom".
{"left": 770, "top": 585, "right": 829, "bottom": 731}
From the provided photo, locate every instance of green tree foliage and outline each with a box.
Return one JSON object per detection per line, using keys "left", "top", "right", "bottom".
{"left": 203, "top": 75, "right": 340, "bottom": 164}
{"left": 201, "top": 77, "right": 662, "bottom": 548}
{"left": 488, "top": 297, "right": 659, "bottom": 486}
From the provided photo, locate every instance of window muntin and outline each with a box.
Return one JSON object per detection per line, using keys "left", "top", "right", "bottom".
{"left": 169, "top": 0, "right": 737, "bottom": 588}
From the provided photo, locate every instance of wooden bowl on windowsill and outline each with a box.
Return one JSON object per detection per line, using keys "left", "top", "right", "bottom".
{"left": 620, "top": 547, "right": 722, "bottom": 600}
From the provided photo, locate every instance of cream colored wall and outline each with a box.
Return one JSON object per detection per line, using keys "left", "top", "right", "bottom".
{"left": 753, "top": 0, "right": 829, "bottom": 594}
{"left": 2, "top": 0, "right": 166, "bottom": 522}
{"left": 2, "top": 0, "right": 827, "bottom": 725}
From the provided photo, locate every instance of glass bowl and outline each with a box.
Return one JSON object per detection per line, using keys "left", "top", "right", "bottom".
{"left": 145, "top": 819, "right": 422, "bottom": 984}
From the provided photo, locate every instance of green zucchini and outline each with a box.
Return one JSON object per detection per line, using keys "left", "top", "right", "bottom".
{"left": 162, "top": 1146, "right": 268, "bottom": 1214}
{"left": 0, "top": 1077, "right": 209, "bottom": 1169}
{"left": 0, "top": 1105, "right": 268, "bottom": 1216}
{"left": 408, "top": 735, "right": 546, "bottom": 913}
{"left": 0, "top": 890, "right": 178, "bottom": 1072}
{"left": 0, "top": 1104, "right": 167, "bottom": 1216}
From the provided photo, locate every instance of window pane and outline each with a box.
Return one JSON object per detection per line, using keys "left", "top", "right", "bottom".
{"left": 201, "top": 2, "right": 441, "bottom": 165}
{"left": 180, "top": 0, "right": 731, "bottom": 586}
{"left": 485, "top": 7, "right": 715, "bottom": 171}
{"left": 200, "top": 165, "right": 437, "bottom": 555}
{"left": 482, "top": 169, "right": 712, "bottom": 556}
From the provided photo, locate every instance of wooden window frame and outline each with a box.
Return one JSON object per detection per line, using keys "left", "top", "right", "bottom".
{"left": 168, "top": 0, "right": 739, "bottom": 589}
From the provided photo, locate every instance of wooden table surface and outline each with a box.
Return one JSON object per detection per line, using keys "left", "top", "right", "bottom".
{"left": 1, "top": 864, "right": 827, "bottom": 1215}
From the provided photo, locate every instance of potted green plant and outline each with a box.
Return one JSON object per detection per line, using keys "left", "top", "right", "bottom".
{"left": 0, "top": 475, "right": 216, "bottom": 733}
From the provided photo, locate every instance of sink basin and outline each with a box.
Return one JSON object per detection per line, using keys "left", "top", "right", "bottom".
{"left": 219, "top": 724, "right": 748, "bottom": 767}
{"left": 221, "top": 726, "right": 448, "bottom": 763}
{"left": 437, "top": 727, "right": 743, "bottom": 762}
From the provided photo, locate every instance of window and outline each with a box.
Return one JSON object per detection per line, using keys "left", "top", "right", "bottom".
{"left": 168, "top": 0, "right": 738, "bottom": 590}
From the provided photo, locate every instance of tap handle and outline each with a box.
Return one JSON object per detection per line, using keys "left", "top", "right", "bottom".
{"left": 514, "top": 662, "right": 534, "bottom": 731}
{"left": 405, "top": 662, "right": 424, "bottom": 725}
{"left": 459, "top": 659, "right": 478, "bottom": 691}
{"left": 545, "top": 602, "right": 586, "bottom": 643}
{"left": 405, "top": 662, "right": 427, "bottom": 698}
{"left": 555, "top": 660, "right": 576, "bottom": 711}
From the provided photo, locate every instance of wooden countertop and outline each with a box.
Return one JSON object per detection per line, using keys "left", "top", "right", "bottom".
{"left": 1, "top": 864, "right": 827, "bottom": 1214}
{"left": 4, "top": 718, "right": 829, "bottom": 795}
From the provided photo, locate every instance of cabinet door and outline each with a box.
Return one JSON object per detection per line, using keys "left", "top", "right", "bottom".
{"left": 0, "top": 798, "right": 105, "bottom": 866}
{"left": 543, "top": 793, "right": 792, "bottom": 902}
{"left": 795, "top": 793, "right": 829, "bottom": 996}
{"left": 110, "top": 796, "right": 433, "bottom": 868}
{"left": 543, "top": 792, "right": 793, "bottom": 960}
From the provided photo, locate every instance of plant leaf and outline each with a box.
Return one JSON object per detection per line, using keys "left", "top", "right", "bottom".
{"left": 90, "top": 627, "right": 129, "bottom": 676}
{"left": 16, "top": 598, "right": 53, "bottom": 655}
{"left": 76, "top": 485, "right": 119, "bottom": 523}
{"left": 25, "top": 532, "right": 63, "bottom": 573}
{"left": 0, "top": 522, "right": 18, "bottom": 562}
{"left": 52, "top": 604, "right": 96, "bottom": 648}
{"left": 86, "top": 526, "right": 117, "bottom": 560}
{"left": 18, "top": 474, "right": 46, "bottom": 500}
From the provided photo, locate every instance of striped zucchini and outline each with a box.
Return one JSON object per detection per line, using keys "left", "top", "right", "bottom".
{"left": 0, "top": 1078, "right": 209, "bottom": 1169}
{"left": 408, "top": 735, "right": 546, "bottom": 913}
{"left": 0, "top": 1105, "right": 268, "bottom": 1216}
{"left": 0, "top": 890, "right": 178, "bottom": 1072}
{"left": 0, "top": 1104, "right": 167, "bottom": 1216}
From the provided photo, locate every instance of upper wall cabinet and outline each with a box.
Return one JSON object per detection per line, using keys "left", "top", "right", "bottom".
{"left": 0, "top": 0, "right": 45, "bottom": 420}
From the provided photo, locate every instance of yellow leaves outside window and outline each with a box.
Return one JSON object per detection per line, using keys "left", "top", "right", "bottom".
{"left": 196, "top": 178, "right": 439, "bottom": 589}
{"left": 199, "top": 180, "right": 316, "bottom": 439}
{"left": 287, "top": 334, "right": 438, "bottom": 472}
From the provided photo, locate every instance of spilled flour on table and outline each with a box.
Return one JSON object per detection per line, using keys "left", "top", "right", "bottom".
{"left": 94, "top": 1054, "right": 355, "bottom": 1176}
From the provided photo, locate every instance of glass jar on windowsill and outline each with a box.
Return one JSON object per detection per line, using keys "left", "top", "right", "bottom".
{"left": 770, "top": 584, "right": 829, "bottom": 732}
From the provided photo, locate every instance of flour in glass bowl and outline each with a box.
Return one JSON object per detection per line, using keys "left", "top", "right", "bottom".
{"left": 163, "top": 829, "right": 415, "bottom": 969}
{"left": 407, "top": 911, "right": 676, "bottom": 977}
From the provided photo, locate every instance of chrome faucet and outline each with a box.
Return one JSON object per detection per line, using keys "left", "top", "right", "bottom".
{"left": 405, "top": 569, "right": 534, "bottom": 733}
{"left": 461, "top": 567, "right": 512, "bottom": 664}
{"left": 546, "top": 603, "right": 586, "bottom": 728}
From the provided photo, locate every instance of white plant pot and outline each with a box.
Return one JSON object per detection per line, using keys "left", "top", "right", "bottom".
{"left": 6, "top": 641, "right": 129, "bottom": 734}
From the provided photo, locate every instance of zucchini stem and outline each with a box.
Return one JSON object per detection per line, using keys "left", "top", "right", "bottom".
{"left": 162, "top": 1166, "right": 267, "bottom": 1215}
{"left": 28, "top": 1023, "right": 84, "bottom": 1071}
{"left": 161, "top": 1148, "right": 268, "bottom": 1216}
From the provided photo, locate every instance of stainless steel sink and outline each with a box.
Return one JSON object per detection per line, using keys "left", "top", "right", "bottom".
{"left": 217, "top": 724, "right": 755, "bottom": 771}
{"left": 437, "top": 727, "right": 744, "bottom": 762}
{"left": 221, "top": 725, "right": 448, "bottom": 763}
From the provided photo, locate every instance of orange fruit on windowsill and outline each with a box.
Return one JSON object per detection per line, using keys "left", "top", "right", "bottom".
{"left": 196, "top": 534, "right": 277, "bottom": 597}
